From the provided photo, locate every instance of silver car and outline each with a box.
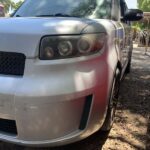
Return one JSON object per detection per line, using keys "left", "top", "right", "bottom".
{"left": 0, "top": 0, "right": 143, "bottom": 147}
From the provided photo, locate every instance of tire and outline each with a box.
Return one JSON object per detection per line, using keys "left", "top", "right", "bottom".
{"left": 126, "top": 44, "right": 133, "bottom": 74}
{"left": 125, "top": 59, "right": 131, "bottom": 74}
{"left": 101, "top": 70, "right": 120, "bottom": 131}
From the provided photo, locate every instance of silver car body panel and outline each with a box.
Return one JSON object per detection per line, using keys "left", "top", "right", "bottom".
{"left": 0, "top": 15, "right": 129, "bottom": 146}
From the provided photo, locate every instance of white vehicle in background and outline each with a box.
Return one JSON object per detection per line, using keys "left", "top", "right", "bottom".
{"left": 0, "top": 0, "right": 143, "bottom": 147}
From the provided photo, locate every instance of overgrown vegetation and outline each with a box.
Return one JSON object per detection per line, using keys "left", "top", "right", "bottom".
{"left": 0, "top": 0, "right": 23, "bottom": 13}
{"left": 133, "top": 0, "right": 150, "bottom": 30}
{"left": 138, "top": 0, "right": 150, "bottom": 12}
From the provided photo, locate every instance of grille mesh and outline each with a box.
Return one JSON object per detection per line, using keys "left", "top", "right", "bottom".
{"left": 0, "top": 52, "right": 26, "bottom": 76}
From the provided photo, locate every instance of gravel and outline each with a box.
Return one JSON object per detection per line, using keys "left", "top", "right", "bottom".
{"left": 0, "top": 45, "right": 150, "bottom": 150}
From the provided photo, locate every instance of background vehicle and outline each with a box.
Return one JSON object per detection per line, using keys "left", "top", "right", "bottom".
{"left": 0, "top": 0, "right": 143, "bottom": 147}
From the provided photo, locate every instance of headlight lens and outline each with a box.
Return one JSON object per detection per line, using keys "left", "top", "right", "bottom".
{"left": 78, "top": 37, "right": 92, "bottom": 54}
{"left": 43, "top": 47, "right": 54, "bottom": 59}
{"left": 40, "top": 33, "right": 106, "bottom": 60}
{"left": 58, "top": 41, "right": 73, "bottom": 56}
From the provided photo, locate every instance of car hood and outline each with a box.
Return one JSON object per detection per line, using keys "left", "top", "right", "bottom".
{"left": 0, "top": 17, "right": 105, "bottom": 58}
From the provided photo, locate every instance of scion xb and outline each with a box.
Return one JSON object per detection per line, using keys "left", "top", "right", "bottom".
{"left": 0, "top": 0, "right": 143, "bottom": 147}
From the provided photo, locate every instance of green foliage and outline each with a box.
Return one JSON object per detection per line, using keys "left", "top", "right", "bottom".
{"left": 132, "top": 25, "right": 141, "bottom": 31}
{"left": 134, "top": 0, "right": 150, "bottom": 30}
{"left": 133, "top": 21, "right": 149, "bottom": 30}
{"left": 0, "top": 0, "right": 23, "bottom": 13}
{"left": 138, "top": 0, "right": 150, "bottom": 12}
{"left": 13, "top": 1, "right": 23, "bottom": 10}
{"left": 0, "top": 0, "right": 14, "bottom": 12}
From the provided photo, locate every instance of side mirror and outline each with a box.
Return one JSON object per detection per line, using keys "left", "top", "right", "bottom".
{"left": 124, "top": 9, "right": 143, "bottom": 21}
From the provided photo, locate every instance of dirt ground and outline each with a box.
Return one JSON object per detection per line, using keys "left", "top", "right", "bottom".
{"left": 0, "top": 45, "right": 150, "bottom": 150}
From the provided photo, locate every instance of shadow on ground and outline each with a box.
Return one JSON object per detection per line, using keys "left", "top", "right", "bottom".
{"left": 146, "top": 116, "right": 150, "bottom": 150}
{"left": 113, "top": 68, "right": 150, "bottom": 150}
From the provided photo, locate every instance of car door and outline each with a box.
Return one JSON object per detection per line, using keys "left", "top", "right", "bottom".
{"left": 120, "top": 0, "right": 131, "bottom": 68}
{"left": 111, "top": 0, "right": 127, "bottom": 68}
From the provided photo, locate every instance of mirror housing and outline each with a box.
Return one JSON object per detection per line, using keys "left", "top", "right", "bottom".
{"left": 124, "top": 9, "right": 143, "bottom": 21}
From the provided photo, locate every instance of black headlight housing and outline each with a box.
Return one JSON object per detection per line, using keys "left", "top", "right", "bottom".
{"left": 39, "top": 33, "right": 106, "bottom": 60}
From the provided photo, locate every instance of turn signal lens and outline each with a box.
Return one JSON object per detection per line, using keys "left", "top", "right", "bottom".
{"left": 93, "top": 39, "right": 105, "bottom": 51}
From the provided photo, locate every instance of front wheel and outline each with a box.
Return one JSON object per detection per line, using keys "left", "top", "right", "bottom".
{"left": 125, "top": 59, "right": 131, "bottom": 74}
{"left": 101, "top": 70, "right": 120, "bottom": 131}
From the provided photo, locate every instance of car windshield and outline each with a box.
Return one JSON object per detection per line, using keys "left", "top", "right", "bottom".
{"left": 14, "top": 0, "right": 112, "bottom": 19}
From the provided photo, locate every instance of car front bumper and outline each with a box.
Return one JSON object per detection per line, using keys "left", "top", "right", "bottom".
{"left": 0, "top": 53, "right": 114, "bottom": 147}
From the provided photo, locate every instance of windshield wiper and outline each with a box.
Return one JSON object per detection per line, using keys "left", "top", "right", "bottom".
{"left": 36, "top": 13, "right": 77, "bottom": 17}
{"left": 16, "top": 15, "right": 21, "bottom": 17}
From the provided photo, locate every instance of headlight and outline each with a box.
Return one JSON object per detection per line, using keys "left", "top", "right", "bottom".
{"left": 43, "top": 47, "right": 54, "bottom": 59}
{"left": 58, "top": 41, "right": 73, "bottom": 56}
{"left": 39, "top": 33, "right": 106, "bottom": 60}
{"left": 78, "top": 37, "right": 92, "bottom": 54}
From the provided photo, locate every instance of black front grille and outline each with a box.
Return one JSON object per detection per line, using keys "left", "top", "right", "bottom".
{"left": 0, "top": 119, "right": 17, "bottom": 135}
{"left": 0, "top": 52, "right": 26, "bottom": 76}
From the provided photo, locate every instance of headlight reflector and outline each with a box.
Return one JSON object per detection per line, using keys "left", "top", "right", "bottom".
{"left": 58, "top": 41, "right": 73, "bottom": 56}
{"left": 43, "top": 47, "right": 54, "bottom": 59}
{"left": 78, "top": 37, "right": 92, "bottom": 54}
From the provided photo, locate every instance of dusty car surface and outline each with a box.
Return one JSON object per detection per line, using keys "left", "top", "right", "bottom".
{"left": 0, "top": 0, "right": 143, "bottom": 147}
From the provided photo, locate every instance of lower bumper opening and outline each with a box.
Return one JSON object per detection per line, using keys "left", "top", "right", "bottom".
{"left": 79, "top": 95, "right": 93, "bottom": 130}
{"left": 0, "top": 119, "right": 17, "bottom": 136}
